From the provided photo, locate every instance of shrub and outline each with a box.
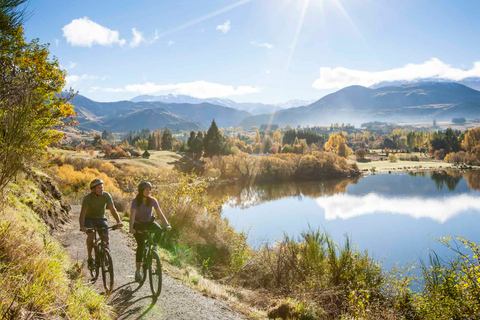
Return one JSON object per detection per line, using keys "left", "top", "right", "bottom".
{"left": 388, "top": 154, "right": 398, "bottom": 162}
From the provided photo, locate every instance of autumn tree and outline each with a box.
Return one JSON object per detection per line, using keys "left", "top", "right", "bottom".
{"left": 462, "top": 127, "right": 480, "bottom": 152}
{"left": 325, "top": 134, "right": 349, "bottom": 157}
{"left": 0, "top": 24, "right": 76, "bottom": 193}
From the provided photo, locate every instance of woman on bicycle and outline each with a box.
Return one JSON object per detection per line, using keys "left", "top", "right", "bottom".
{"left": 129, "top": 181, "right": 171, "bottom": 282}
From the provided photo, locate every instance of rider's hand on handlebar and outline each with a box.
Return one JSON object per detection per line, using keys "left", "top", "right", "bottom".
{"left": 129, "top": 228, "right": 136, "bottom": 234}
{"left": 116, "top": 222, "right": 124, "bottom": 228}
{"left": 80, "top": 227, "right": 87, "bottom": 232}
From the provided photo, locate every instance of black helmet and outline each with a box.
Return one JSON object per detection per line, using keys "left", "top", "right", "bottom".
{"left": 90, "top": 179, "right": 103, "bottom": 189}
{"left": 138, "top": 181, "right": 153, "bottom": 192}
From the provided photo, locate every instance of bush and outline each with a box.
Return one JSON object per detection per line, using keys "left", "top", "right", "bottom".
{"left": 388, "top": 154, "right": 398, "bottom": 162}
{"left": 142, "top": 149, "right": 150, "bottom": 159}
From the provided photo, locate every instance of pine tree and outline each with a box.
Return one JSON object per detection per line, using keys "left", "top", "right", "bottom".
{"left": 204, "top": 120, "right": 223, "bottom": 157}
{"left": 162, "top": 127, "right": 173, "bottom": 150}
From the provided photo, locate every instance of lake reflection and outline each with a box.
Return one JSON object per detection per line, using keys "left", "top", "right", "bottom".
{"left": 215, "top": 170, "right": 480, "bottom": 269}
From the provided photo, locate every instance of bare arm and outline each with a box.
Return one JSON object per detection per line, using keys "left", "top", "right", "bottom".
{"left": 154, "top": 205, "right": 171, "bottom": 231}
{"left": 79, "top": 206, "right": 87, "bottom": 232}
{"left": 107, "top": 202, "right": 123, "bottom": 226}
{"left": 129, "top": 208, "right": 136, "bottom": 234}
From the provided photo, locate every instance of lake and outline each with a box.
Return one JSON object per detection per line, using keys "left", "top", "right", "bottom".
{"left": 211, "top": 170, "right": 480, "bottom": 269}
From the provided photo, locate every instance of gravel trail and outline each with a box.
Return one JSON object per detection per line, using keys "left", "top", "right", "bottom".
{"left": 58, "top": 205, "right": 246, "bottom": 320}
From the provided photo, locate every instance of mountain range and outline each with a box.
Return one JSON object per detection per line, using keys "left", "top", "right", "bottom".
{"left": 130, "top": 94, "right": 314, "bottom": 115}
{"left": 240, "top": 82, "right": 480, "bottom": 128}
{"left": 71, "top": 95, "right": 250, "bottom": 132}
{"left": 69, "top": 82, "right": 480, "bottom": 132}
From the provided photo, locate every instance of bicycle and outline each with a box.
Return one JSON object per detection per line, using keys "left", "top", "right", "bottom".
{"left": 86, "top": 225, "right": 118, "bottom": 294}
{"left": 136, "top": 229, "right": 164, "bottom": 298}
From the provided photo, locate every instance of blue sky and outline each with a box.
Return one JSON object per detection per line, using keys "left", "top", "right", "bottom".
{"left": 23, "top": 0, "right": 480, "bottom": 103}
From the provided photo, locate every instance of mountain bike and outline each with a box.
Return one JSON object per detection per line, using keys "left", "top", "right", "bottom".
{"left": 136, "top": 229, "right": 164, "bottom": 298}
{"left": 87, "top": 225, "right": 118, "bottom": 294}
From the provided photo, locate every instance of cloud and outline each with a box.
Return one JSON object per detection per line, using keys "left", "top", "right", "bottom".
{"left": 316, "top": 193, "right": 480, "bottom": 223}
{"left": 92, "top": 80, "right": 260, "bottom": 98}
{"left": 62, "top": 17, "right": 126, "bottom": 47}
{"left": 167, "top": 40, "right": 174, "bottom": 47}
{"left": 216, "top": 20, "right": 231, "bottom": 34}
{"left": 251, "top": 41, "right": 274, "bottom": 49}
{"left": 68, "top": 61, "right": 76, "bottom": 69}
{"left": 55, "top": 38, "right": 59, "bottom": 47}
{"left": 129, "top": 28, "right": 145, "bottom": 48}
{"left": 312, "top": 58, "right": 480, "bottom": 89}
{"left": 65, "top": 74, "right": 99, "bottom": 88}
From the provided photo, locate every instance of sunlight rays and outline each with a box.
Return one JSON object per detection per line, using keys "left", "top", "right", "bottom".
{"left": 330, "top": 0, "right": 364, "bottom": 41}
{"left": 154, "top": 0, "right": 255, "bottom": 39}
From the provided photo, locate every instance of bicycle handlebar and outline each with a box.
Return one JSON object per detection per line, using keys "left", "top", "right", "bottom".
{"left": 135, "top": 229, "right": 165, "bottom": 235}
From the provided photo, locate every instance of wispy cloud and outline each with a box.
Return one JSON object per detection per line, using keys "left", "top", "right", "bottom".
{"left": 129, "top": 28, "right": 145, "bottom": 48}
{"left": 251, "top": 41, "right": 274, "bottom": 49}
{"left": 167, "top": 40, "right": 174, "bottom": 47}
{"left": 62, "top": 17, "right": 126, "bottom": 47}
{"left": 68, "top": 61, "right": 76, "bottom": 69}
{"left": 65, "top": 74, "right": 99, "bottom": 88}
{"left": 316, "top": 193, "right": 480, "bottom": 223}
{"left": 154, "top": 0, "right": 252, "bottom": 39}
{"left": 91, "top": 80, "right": 260, "bottom": 98}
{"left": 312, "top": 58, "right": 480, "bottom": 89}
{"left": 54, "top": 38, "right": 59, "bottom": 47}
{"left": 216, "top": 20, "right": 231, "bottom": 34}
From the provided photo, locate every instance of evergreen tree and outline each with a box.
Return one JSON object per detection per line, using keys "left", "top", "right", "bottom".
{"left": 204, "top": 120, "right": 223, "bottom": 157}
{"left": 187, "top": 131, "right": 196, "bottom": 149}
{"left": 147, "top": 133, "right": 155, "bottom": 150}
{"left": 161, "top": 127, "right": 173, "bottom": 150}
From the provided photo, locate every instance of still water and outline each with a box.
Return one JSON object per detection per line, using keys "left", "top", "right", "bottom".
{"left": 212, "top": 170, "right": 480, "bottom": 269}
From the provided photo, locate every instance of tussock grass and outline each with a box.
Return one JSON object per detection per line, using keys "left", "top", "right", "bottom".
{"left": 0, "top": 177, "right": 113, "bottom": 319}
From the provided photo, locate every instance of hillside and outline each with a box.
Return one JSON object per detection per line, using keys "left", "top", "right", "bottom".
{"left": 241, "top": 82, "right": 480, "bottom": 128}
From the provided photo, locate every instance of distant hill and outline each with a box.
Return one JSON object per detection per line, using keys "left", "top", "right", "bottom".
{"left": 241, "top": 82, "right": 480, "bottom": 128}
{"left": 129, "top": 94, "right": 313, "bottom": 115}
{"left": 69, "top": 94, "right": 250, "bottom": 132}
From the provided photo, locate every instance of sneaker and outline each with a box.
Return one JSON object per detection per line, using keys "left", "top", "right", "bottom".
{"left": 135, "top": 270, "right": 143, "bottom": 282}
{"left": 87, "top": 258, "right": 95, "bottom": 270}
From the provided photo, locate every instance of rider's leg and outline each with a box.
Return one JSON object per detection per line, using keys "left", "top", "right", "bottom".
{"left": 149, "top": 221, "right": 163, "bottom": 245}
{"left": 87, "top": 233, "right": 94, "bottom": 259}
{"left": 134, "top": 232, "right": 145, "bottom": 271}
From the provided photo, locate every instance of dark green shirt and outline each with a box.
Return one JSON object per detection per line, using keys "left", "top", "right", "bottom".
{"left": 82, "top": 192, "right": 113, "bottom": 219}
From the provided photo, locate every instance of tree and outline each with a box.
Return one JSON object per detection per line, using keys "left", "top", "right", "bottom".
{"left": 204, "top": 120, "right": 223, "bottom": 157}
{"left": 161, "top": 127, "right": 173, "bottom": 150}
{"left": 142, "top": 149, "right": 150, "bottom": 159}
{"left": 462, "top": 127, "right": 480, "bottom": 152}
{"left": 102, "top": 130, "right": 114, "bottom": 142}
{"left": 325, "top": 134, "right": 348, "bottom": 157}
{"left": 134, "top": 139, "right": 148, "bottom": 151}
{"left": 273, "top": 130, "right": 282, "bottom": 145}
{"left": 355, "top": 148, "right": 366, "bottom": 160}
{"left": 92, "top": 135, "right": 104, "bottom": 148}
{"left": 0, "top": 25, "right": 76, "bottom": 193}
{"left": 147, "top": 133, "right": 156, "bottom": 150}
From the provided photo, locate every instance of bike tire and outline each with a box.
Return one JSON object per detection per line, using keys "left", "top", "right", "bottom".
{"left": 149, "top": 250, "right": 162, "bottom": 297}
{"left": 101, "top": 248, "right": 114, "bottom": 294}
{"left": 90, "top": 246, "right": 100, "bottom": 281}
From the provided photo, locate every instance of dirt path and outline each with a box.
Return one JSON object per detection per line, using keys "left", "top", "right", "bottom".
{"left": 58, "top": 205, "right": 246, "bottom": 320}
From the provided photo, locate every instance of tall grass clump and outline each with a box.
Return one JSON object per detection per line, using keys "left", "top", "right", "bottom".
{"left": 230, "top": 230, "right": 385, "bottom": 319}
{"left": 0, "top": 177, "right": 113, "bottom": 319}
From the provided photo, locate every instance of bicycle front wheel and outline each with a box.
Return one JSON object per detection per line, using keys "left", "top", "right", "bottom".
{"left": 149, "top": 250, "right": 162, "bottom": 297}
{"left": 101, "top": 248, "right": 114, "bottom": 294}
{"left": 90, "top": 246, "right": 100, "bottom": 281}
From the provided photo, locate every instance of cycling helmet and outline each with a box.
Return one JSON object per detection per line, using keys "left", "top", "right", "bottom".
{"left": 138, "top": 181, "right": 153, "bottom": 192}
{"left": 90, "top": 179, "right": 104, "bottom": 189}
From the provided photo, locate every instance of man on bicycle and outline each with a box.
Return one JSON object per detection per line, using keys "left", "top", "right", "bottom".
{"left": 80, "top": 178, "right": 123, "bottom": 270}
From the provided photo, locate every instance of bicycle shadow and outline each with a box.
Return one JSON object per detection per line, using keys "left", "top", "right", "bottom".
{"left": 111, "top": 281, "right": 161, "bottom": 320}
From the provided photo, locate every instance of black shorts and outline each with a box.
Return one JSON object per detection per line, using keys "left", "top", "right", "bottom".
{"left": 84, "top": 218, "right": 109, "bottom": 235}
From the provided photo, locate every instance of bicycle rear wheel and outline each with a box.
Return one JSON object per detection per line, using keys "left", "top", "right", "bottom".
{"left": 90, "top": 246, "right": 100, "bottom": 281}
{"left": 149, "top": 250, "right": 162, "bottom": 297}
{"left": 101, "top": 248, "right": 114, "bottom": 294}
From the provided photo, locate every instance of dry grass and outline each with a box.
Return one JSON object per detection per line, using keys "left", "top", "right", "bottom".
{"left": 0, "top": 177, "right": 113, "bottom": 319}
